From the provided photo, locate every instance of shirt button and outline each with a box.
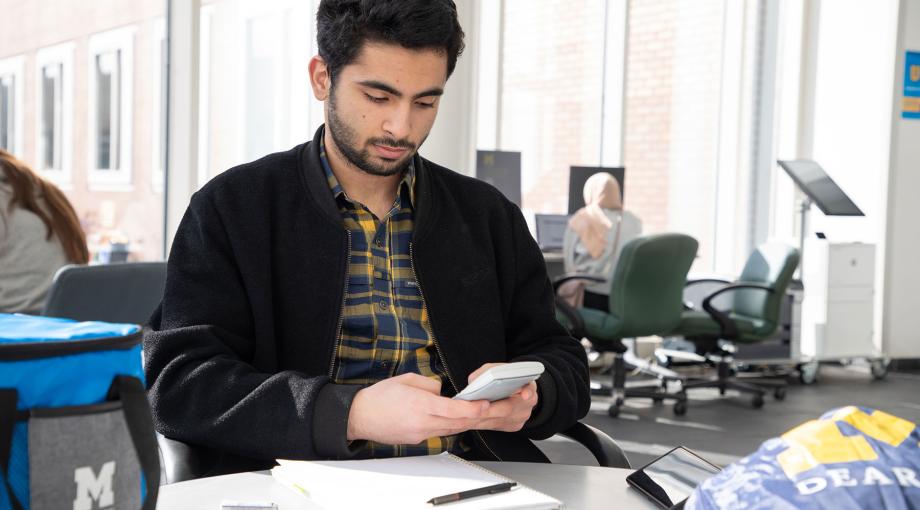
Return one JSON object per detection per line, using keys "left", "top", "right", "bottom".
{"left": 378, "top": 300, "right": 389, "bottom": 311}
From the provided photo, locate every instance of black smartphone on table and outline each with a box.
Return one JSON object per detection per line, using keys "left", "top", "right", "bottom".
{"left": 625, "top": 446, "right": 722, "bottom": 509}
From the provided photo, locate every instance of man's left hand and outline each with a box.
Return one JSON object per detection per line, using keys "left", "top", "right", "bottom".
{"left": 466, "top": 363, "right": 539, "bottom": 433}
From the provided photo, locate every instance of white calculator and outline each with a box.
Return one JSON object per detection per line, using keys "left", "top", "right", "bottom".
{"left": 452, "top": 362, "right": 544, "bottom": 402}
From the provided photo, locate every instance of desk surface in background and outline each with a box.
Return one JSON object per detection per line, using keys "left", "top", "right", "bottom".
{"left": 156, "top": 461, "right": 657, "bottom": 510}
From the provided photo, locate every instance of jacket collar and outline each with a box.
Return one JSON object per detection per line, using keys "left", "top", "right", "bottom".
{"left": 300, "top": 125, "right": 439, "bottom": 242}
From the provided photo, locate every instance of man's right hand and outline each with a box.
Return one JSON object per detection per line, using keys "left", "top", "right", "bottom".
{"left": 346, "top": 373, "right": 490, "bottom": 445}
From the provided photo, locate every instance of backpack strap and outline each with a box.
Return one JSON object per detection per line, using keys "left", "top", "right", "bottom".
{"left": 0, "top": 389, "right": 24, "bottom": 510}
{"left": 108, "top": 376, "right": 161, "bottom": 510}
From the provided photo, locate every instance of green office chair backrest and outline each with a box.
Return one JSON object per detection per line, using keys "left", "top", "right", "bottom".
{"left": 732, "top": 243, "right": 800, "bottom": 331}
{"left": 608, "top": 233, "right": 698, "bottom": 337}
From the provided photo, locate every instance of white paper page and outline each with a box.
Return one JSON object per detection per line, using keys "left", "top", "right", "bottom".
{"left": 272, "top": 453, "right": 561, "bottom": 510}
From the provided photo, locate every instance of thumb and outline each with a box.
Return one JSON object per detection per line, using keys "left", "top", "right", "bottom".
{"left": 468, "top": 363, "right": 504, "bottom": 384}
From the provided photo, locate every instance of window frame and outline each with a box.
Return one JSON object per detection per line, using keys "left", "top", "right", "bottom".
{"left": 34, "top": 42, "right": 74, "bottom": 187}
{"left": 87, "top": 26, "right": 135, "bottom": 191}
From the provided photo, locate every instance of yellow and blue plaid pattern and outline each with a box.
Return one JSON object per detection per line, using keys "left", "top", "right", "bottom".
{"left": 320, "top": 137, "right": 457, "bottom": 457}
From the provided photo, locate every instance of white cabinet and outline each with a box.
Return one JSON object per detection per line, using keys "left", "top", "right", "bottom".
{"left": 799, "top": 241, "right": 878, "bottom": 360}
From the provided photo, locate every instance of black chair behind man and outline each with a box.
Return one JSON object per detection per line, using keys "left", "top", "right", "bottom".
{"left": 42, "top": 262, "right": 167, "bottom": 324}
{"left": 157, "top": 421, "right": 630, "bottom": 485}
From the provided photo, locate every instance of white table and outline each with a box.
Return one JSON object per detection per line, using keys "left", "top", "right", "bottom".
{"left": 156, "top": 461, "right": 658, "bottom": 510}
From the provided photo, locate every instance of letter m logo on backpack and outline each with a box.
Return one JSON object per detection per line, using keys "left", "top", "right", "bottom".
{"left": 73, "top": 461, "right": 116, "bottom": 510}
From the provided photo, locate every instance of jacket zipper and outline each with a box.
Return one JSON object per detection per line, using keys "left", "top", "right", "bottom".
{"left": 0, "top": 330, "right": 143, "bottom": 361}
{"left": 328, "top": 230, "right": 352, "bottom": 378}
{"left": 409, "top": 242, "right": 502, "bottom": 461}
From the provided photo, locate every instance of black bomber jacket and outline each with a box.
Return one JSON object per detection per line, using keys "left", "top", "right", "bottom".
{"left": 144, "top": 126, "right": 590, "bottom": 475}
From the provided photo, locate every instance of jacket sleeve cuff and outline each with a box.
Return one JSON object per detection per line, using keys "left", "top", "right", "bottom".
{"left": 312, "top": 383, "right": 366, "bottom": 459}
{"left": 523, "top": 368, "right": 556, "bottom": 431}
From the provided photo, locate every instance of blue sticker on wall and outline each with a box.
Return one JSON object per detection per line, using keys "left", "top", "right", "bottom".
{"left": 904, "top": 51, "right": 920, "bottom": 119}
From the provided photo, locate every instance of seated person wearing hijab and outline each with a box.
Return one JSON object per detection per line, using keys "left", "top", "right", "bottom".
{"left": 0, "top": 149, "right": 89, "bottom": 314}
{"left": 562, "top": 172, "right": 642, "bottom": 311}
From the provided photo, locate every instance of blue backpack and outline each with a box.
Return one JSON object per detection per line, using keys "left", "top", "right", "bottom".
{"left": 0, "top": 313, "right": 159, "bottom": 510}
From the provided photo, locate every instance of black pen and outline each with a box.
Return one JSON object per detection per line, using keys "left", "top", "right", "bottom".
{"left": 428, "top": 482, "right": 517, "bottom": 505}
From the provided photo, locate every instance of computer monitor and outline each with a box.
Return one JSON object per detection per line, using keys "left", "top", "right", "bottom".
{"left": 568, "top": 166, "right": 626, "bottom": 214}
{"left": 476, "top": 150, "right": 521, "bottom": 207}
{"left": 535, "top": 214, "right": 569, "bottom": 252}
{"left": 777, "top": 160, "right": 864, "bottom": 216}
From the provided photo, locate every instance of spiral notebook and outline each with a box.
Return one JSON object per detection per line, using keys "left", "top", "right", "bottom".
{"left": 272, "top": 452, "right": 563, "bottom": 510}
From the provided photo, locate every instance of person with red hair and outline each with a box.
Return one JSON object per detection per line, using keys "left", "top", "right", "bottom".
{"left": 0, "top": 149, "right": 88, "bottom": 314}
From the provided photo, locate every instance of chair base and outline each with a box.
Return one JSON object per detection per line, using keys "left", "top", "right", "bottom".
{"left": 683, "top": 358, "right": 788, "bottom": 407}
{"left": 598, "top": 355, "right": 688, "bottom": 417}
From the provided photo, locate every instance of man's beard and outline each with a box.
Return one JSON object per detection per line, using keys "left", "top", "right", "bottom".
{"left": 326, "top": 89, "right": 418, "bottom": 177}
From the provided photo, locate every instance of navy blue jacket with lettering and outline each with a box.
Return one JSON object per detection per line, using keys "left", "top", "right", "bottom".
{"left": 144, "top": 126, "right": 590, "bottom": 475}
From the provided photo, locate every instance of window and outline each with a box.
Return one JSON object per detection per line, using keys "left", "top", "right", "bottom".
{"left": 95, "top": 51, "right": 121, "bottom": 170}
{"left": 152, "top": 18, "right": 166, "bottom": 192}
{"left": 494, "top": 0, "right": 607, "bottom": 215}
{"left": 88, "top": 27, "right": 134, "bottom": 189}
{"left": 481, "top": 0, "right": 772, "bottom": 274}
{"left": 0, "top": 75, "right": 14, "bottom": 151}
{"left": 195, "top": 0, "right": 317, "bottom": 184}
{"left": 5, "top": 6, "right": 165, "bottom": 263}
{"left": 35, "top": 43, "right": 73, "bottom": 185}
{"left": 0, "top": 59, "right": 20, "bottom": 154}
{"left": 41, "top": 64, "right": 63, "bottom": 170}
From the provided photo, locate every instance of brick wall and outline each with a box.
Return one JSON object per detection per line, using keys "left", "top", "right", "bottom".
{"left": 499, "top": 0, "right": 725, "bottom": 269}
{"left": 500, "top": 0, "right": 606, "bottom": 213}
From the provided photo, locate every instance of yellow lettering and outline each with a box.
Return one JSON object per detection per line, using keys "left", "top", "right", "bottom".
{"left": 911, "top": 64, "right": 920, "bottom": 82}
{"left": 777, "top": 407, "right": 917, "bottom": 478}
{"left": 831, "top": 407, "right": 915, "bottom": 447}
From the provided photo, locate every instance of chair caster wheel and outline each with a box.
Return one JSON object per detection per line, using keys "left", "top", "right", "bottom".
{"left": 752, "top": 395, "right": 765, "bottom": 409}
{"left": 871, "top": 358, "right": 889, "bottom": 380}
{"left": 673, "top": 401, "right": 687, "bottom": 416}
{"left": 614, "top": 397, "right": 624, "bottom": 407}
{"left": 774, "top": 387, "right": 787, "bottom": 400}
{"left": 798, "top": 361, "right": 819, "bottom": 385}
{"left": 608, "top": 404, "right": 621, "bottom": 418}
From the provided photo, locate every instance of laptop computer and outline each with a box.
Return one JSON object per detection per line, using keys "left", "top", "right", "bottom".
{"left": 535, "top": 214, "right": 569, "bottom": 252}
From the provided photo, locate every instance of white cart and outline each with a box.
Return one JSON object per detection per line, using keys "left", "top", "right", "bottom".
{"left": 794, "top": 239, "right": 887, "bottom": 383}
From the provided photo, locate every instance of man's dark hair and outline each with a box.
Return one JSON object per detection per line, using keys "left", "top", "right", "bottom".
{"left": 316, "top": 0, "right": 465, "bottom": 82}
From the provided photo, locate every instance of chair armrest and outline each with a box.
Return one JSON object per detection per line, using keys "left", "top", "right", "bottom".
{"left": 552, "top": 273, "right": 607, "bottom": 292}
{"left": 700, "top": 284, "right": 773, "bottom": 340}
{"left": 683, "top": 278, "right": 732, "bottom": 289}
{"left": 558, "top": 421, "right": 631, "bottom": 468}
{"left": 554, "top": 296, "right": 586, "bottom": 338}
{"left": 683, "top": 279, "right": 732, "bottom": 310}
{"left": 157, "top": 433, "right": 210, "bottom": 484}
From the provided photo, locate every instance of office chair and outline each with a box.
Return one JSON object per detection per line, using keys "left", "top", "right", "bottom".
{"left": 157, "top": 421, "right": 630, "bottom": 484}
{"left": 672, "top": 244, "right": 800, "bottom": 408}
{"left": 43, "top": 262, "right": 167, "bottom": 324}
{"left": 554, "top": 234, "right": 699, "bottom": 418}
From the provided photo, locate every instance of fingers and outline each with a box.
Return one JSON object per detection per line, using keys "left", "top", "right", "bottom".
{"left": 427, "top": 395, "right": 490, "bottom": 419}
{"left": 518, "top": 381, "right": 538, "bottom": 401}
{"left": 395, "top": 372, "right": 442, "bottom": 394}
{"left": 474, "top": 390, "right": 539, "bottom": 432}
{"left": 425, "top": 415, "right": 484, "bottom": 437}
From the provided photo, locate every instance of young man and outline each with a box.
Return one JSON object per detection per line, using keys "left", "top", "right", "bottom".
{"left": 145, "top": 0, "right": 589, "bottom": 475}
